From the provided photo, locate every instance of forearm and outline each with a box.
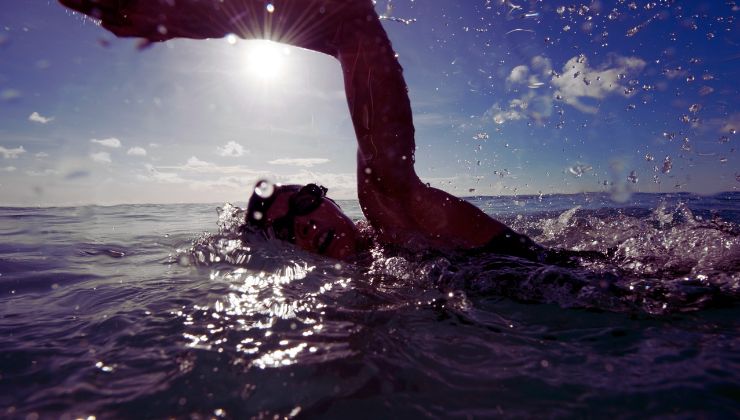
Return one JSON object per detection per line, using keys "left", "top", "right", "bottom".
{"left": 336, "top": 12, "right": 417, "bottom": 195}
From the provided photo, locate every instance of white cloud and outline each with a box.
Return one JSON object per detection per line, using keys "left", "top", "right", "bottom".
{"left": 91, "top": 137, "right": 122, "bottom": 148}
{"left": 506, "top": 56, "right": 552, "bottom": 88}
{"left": 127, "top": 147, "right": 147, "bottom": 156}
{"left": 2, "top": 166, "right": 16, "bottom": 172}
{"left": 216, "top": 141, "right": 246, "bottom": 157}
{"left": 485, "top": 89, "right": 553, "bottom": 125}
{"left": 26, "top": 168, "right": 59, "bottom": 177}
{"left": 268, "top": 158, "right": 330, "bottom": 167}
{"left": 138, "top": 164, "right": 187, "bottom": 184}
{"left": 507, "top": 65, "right": 530, "bottom": 84}
{"left": 531, "top": 55, "right": 552, "bottom": 73}
{"left": 487, "top": 103, "right": 526, "bottom": 125}
{"left": 551, "top": 54, "right": 646, "bottom": 114}
{"left": 90, "top": 151, "right": 112, "bottom": 163}
{"left": 28, "top": 112, "right": 54, "bottom": 124}
{"left": 185, "top": 156, "right": 211, "bottom": 168}
{"left": 35, "top": 152, "right": 49, "bottom": 158}
{"left": 157, "top": 157, "right": 260, "bottom": 175}
{"left": 0, "top": 145, "right": 26, "bottom": 159}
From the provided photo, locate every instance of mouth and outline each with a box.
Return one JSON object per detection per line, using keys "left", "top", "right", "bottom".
{"left": 316, "top": 229, "right": 335, "bottom": 255}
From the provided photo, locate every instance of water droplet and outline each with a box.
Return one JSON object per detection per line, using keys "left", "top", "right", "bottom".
{"left": 568, "top": 164, "right": 592, "bottom": 177}
{"left": 626, "top": 104, "right": 636, "bottom": 110}
{"left": 266, "top": 3, "right": 275, "bottom": 13}
{"left": 706, "top": 32, "right": 715, "bottom": 40}
{"left": 719, "top": 136, "right": 730, "bottom": 144}
{"left": 627, "top": 170, "right": 638, "bottom": 183}
{"left": 661, "top": 156, "right": 673, "bottom": 173}
{"left": 254, "top": 180, "right": 274, "bottom": 198}
{"left": 645, "top": 153, "right": 654, "bottom": 161}
{"left": 686, "top": 75, "right": 695, "bottom": 82}
{"left": 688, "top": 104, "right": 701, "bottom": 113}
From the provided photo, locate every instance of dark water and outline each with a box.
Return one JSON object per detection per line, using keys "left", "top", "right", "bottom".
{"left": 1, "top": 193, "right": 739, "bottom": 418}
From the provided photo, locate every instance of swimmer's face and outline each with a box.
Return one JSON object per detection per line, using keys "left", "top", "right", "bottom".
{"left": 261, "top": 186, "right": 359, "bottom": 260}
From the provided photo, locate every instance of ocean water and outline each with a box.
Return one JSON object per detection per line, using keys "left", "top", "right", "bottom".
{"left": 1, "top": 192, "right": 739, "bottom": 418}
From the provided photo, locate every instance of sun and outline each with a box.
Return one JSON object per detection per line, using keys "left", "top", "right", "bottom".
{"left": 242, "top": 40, "right": 290, "bottom": 82}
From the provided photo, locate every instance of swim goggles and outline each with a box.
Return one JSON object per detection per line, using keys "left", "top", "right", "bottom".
{"left": 271, "top": 183, "right": 328, "bottom": 243}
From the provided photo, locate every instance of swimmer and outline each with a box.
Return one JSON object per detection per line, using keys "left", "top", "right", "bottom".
{"left": 59, "top": 0, "right": 551, "bottom": 261}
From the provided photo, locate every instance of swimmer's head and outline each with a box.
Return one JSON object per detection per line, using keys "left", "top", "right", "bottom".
{"left": 246, "top": 180, "right": 359, "bottom": 260}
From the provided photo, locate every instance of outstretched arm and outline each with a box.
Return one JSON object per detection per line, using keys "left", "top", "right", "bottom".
{"left": 59, "top": 0, "right": 508, "bottom": 249}
{"left": 332, "top": 9, "right": 508, "bottom": 249}
{"left": 59, "top": 0, "right": 368, "bottom": 55}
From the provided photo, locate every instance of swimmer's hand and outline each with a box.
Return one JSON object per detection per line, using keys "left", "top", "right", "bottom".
{"left": 59, "top": 0, "right": 232, "bottom": 42}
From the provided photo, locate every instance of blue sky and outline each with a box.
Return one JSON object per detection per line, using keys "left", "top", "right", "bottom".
{"left": 0, "top": 0, "right": 737, "bottom": 206}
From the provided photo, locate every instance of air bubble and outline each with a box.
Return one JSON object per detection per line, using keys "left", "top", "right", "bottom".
{"left": 266, "top": 3, "right": 275, "bottom": 13}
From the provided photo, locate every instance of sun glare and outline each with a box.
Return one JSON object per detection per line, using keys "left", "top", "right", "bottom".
{"left": 243, "top": 40, "right": 289, "bottom": 82}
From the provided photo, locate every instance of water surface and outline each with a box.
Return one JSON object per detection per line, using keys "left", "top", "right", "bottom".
{"left": 1, "top": 193, "right": 738, "bottom": 418}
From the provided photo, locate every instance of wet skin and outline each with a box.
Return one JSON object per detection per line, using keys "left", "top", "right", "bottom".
{"left": 263, "top": 190, "right": 360, "bottom": 260}
{"left": 58, "top": 0, "right": 514, "bottom": 257}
